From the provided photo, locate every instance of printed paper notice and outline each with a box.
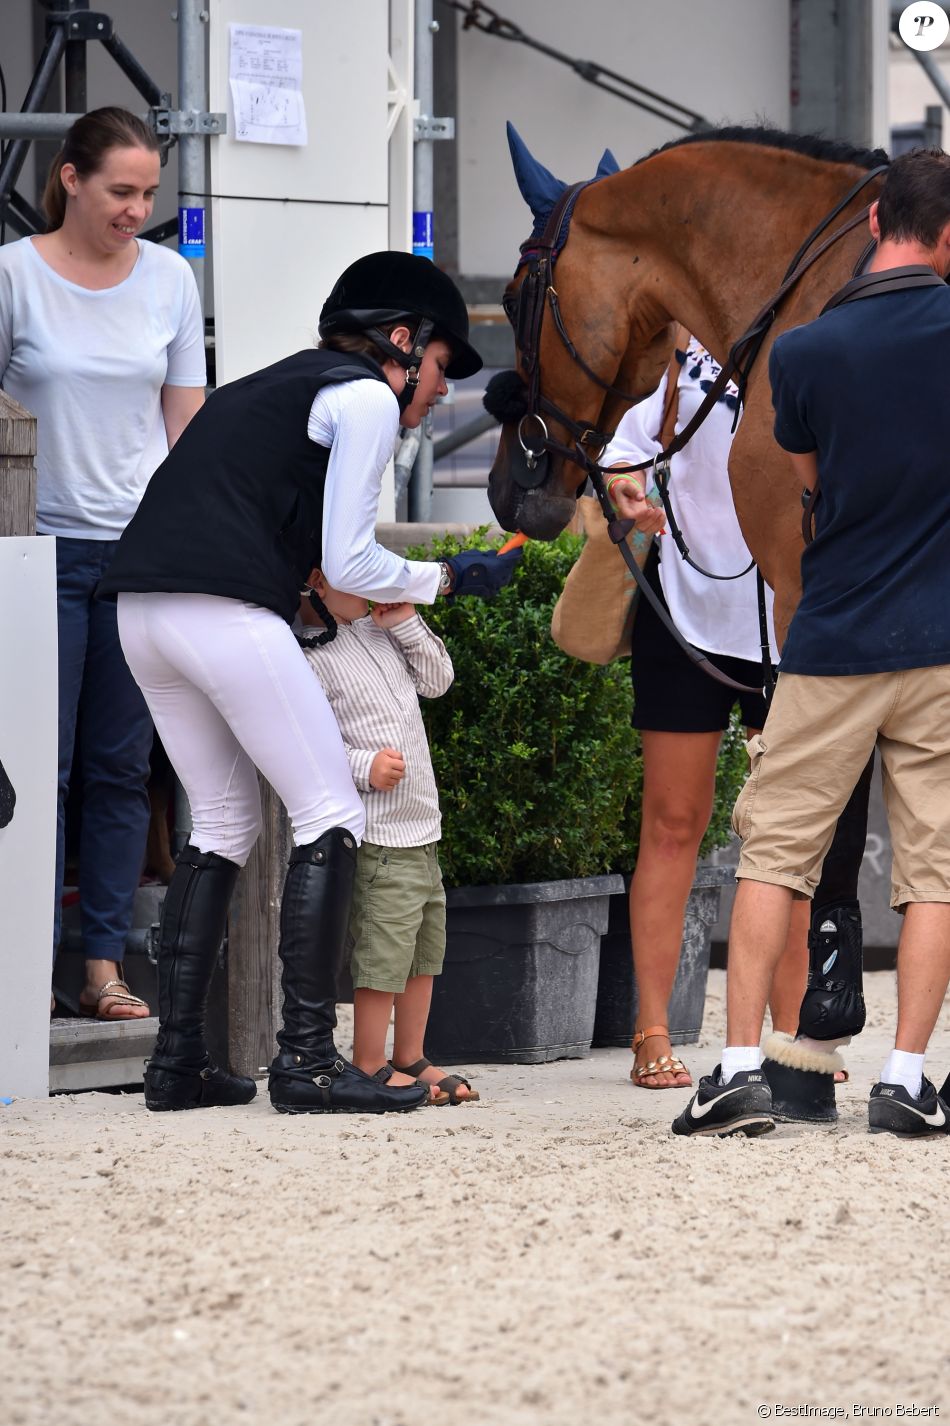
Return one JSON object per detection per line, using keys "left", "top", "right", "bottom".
{"left": 229, "top": 25, "right": 307, "bottom": 146}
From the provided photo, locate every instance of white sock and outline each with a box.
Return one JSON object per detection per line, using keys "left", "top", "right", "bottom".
{"left": 881, "top": 1049, "right": 925, "bottom": 1098}
{"left": 720, "top": 1046, "right": 762, "bottom": 1084}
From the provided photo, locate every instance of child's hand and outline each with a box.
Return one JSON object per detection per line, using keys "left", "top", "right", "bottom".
{"left": 369, "top": 747, "right": 406, "bottom": 791}
{"left": 372, "top": 602, "right": 414, "bottom": 629}
{"left": 608, "top": 475, "right": 666, "bottom": 536}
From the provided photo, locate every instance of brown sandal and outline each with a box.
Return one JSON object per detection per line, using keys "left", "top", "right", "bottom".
{"left": 78, "top": 976, "right": 149, "bottom": 1021}
{"left": 391, "top": 1057, "right": 480, "bottom": 1105}
{"left": 630, "top": 1024, "right": 692, "bottom": 1089}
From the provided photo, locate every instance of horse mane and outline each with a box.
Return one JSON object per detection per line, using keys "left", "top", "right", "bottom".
{"left": 641, "top": 124, "right": 889, "bottom": 171}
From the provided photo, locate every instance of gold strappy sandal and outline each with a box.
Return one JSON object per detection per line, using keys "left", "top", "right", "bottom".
{"left": 630, "top": 1024, "right": 692, "bottom": 1089}
{"left": 79, "top": 972, "right": 149, "bottom": 1021}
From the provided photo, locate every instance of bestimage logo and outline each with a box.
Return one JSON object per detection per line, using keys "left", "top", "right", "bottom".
{"left": 898, "top": 2, "right": 950, "bottom": 50}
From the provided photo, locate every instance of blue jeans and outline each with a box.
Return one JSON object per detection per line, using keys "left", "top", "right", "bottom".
{"left": 54, "top": 538, "right": 154, "bottom": 962}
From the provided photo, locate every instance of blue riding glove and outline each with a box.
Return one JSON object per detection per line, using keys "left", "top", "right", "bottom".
{"left": 442, "top": 547, "right": 524, "bottom": 599}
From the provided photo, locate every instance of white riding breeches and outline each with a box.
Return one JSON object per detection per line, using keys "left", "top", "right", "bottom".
{"left": 117, "top": 592, "right": 365, "bottom": 865}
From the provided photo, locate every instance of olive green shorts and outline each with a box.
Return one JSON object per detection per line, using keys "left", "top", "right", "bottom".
{"left": 347, "top": 841, "right": 447, "bottom": 993}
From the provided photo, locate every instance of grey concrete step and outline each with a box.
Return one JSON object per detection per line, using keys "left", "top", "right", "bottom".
{"left": 49, "top": 1017, "right": 157, "bottom": 1092}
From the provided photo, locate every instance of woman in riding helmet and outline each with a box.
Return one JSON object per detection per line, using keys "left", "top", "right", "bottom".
{"left": 99, "top": 250, "right": 521, "bottom": 1116}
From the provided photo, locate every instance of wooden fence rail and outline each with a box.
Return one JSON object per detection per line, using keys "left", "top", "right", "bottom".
{"left": 0, "top": 391, "right": 37, "bottom": 537}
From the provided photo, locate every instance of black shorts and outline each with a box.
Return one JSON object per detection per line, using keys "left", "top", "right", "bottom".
{"left": 630, "top": 554, "right": 770, "bottom": 733}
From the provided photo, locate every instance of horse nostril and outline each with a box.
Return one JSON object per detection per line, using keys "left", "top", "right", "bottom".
{"left": 483, "top": 369, "right": 529, "bottom": 423}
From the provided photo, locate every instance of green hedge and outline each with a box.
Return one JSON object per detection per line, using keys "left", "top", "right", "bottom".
{"left": 408, "top": 528, "right": 750, "bottom": 889}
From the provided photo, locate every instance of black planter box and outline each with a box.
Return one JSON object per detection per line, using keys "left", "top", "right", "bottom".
{"left": 425, "top": 875, "right": 624, "bottom": 1065}
{"left": 591, "top": 865, "right": 730, "bottom": 1049}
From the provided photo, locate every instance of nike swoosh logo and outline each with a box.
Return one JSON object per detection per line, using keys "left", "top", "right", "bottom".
{"left": 894, "top": 1099, "right": 947, "bottom": 1127}
{"left": 690, "top": 1084, "right": 757, "bottom": 1120}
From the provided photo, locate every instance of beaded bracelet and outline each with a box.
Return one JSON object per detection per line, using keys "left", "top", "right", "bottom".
{"left": 605, "top": 471, "right": 644, "bottom": 499}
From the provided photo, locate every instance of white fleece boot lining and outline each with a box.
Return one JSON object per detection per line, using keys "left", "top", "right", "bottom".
{"left": 763, "top": 1031, "right": 844, "bottom": 1075}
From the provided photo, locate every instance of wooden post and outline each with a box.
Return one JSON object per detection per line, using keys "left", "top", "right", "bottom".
{"left": 0, "top": 392, "right": 37, "bottom": 537}
{"left": 226, "top": 779, "right": 290, "bottom": 1077}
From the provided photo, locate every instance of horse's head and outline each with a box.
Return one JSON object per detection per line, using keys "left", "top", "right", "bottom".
{"left": 487, "top": 125, "right": 676, "bottom": 539}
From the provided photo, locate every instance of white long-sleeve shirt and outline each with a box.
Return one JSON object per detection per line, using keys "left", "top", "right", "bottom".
{"left": 309, "top": 379, "right": 442, "bottom": 604}
{"left": 303, "top": 612, "right": 453, "bottom": 846}
{"left": 602, "top": 339, "right": 778, "bottom": 663}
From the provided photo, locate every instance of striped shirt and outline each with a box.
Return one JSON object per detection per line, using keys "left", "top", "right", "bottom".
{"left": 303, "top": 612, "right": 453, "bottom": 847}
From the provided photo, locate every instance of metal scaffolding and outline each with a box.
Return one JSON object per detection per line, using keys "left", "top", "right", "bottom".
{"left": 0, "top": 0, "right": 225, "bottom": 302}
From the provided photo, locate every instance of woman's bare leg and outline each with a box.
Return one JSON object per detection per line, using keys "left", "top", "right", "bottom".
{"left": 630, "top": 730, "right": 722, "bottom": 1087}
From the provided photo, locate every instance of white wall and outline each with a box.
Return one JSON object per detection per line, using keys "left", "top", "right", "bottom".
{"left": 454, "top": 0, "right": 791, "bottom": 276}
{"left": 0, "top": 538, "right": 57, "bottom": 1100}
{"left": 890, "top": 29, "right": 950, "bottom": 134}
{"left": 208, "top": 0, "right": 391, "bottom": 385}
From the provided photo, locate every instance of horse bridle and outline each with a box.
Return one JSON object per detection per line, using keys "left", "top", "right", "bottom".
{"left": 502, "top": 180, "right": 638, "bottom": 489}
{"left": 502, "top": 161, "right": 888, "bottom": 692}
{"left": 505, "top": 164, "right": 888, "bottom": 489}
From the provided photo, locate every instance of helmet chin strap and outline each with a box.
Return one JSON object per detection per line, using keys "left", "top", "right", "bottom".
{"left": 366, "top": 317, "right": 435, "bottom": 412}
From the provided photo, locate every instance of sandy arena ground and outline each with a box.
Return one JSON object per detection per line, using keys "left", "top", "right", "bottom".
{"left": 2, "top": 970, "right": 949, "bottom": 1426}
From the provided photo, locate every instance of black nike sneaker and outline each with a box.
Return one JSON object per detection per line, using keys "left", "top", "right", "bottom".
{"left": 868, "top": 1077, "right": 950, "bottom": 1138}
{"left": 671, "top": 1067, "right": 775, "bottom": 1138}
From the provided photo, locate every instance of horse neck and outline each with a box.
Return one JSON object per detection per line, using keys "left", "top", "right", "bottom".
{"left": 577, "top": 146, "right": 877, "bottom": 366}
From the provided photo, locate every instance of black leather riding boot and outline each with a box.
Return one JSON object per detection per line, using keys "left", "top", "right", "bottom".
{"left": 268, "top": 828, "right": 426, "bottom": 1114}
{"left": 145, "top": 845, "right": 257, "bottom": 1112}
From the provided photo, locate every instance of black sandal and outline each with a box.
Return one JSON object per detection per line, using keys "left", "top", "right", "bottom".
{"left": 390, "top": 1056, "right": 480, "bottom": 1105}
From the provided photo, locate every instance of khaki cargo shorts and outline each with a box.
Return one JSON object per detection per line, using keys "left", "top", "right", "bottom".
{"left": 732, "top": 666, "right": 950, "bottom": 909}
{"left": 347, "top": 840, "right": 446, "bottom": 992}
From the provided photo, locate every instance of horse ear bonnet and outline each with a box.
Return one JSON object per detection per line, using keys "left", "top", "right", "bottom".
{"left": 319, "top": 250, "right": 482, "bottom": 379}
{"left": 506, "top": 123, "right": 620, "bottom": 228}
{"left": 506, "top": 121, "right": 567, "bottom": 225}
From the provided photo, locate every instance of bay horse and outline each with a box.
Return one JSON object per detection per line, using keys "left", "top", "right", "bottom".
{"left": 487, "top": 124, "right": 889, "bottom": 647}
{"left": 487, "top": 126, "right": 889, "bottom": 1079}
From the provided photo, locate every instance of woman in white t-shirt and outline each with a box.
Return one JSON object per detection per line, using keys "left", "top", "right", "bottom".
{"left": 0, "top": 108, "right": 206, "bottom": 1019}
{"left": 603, "top": 335, "right": 809, "bottom": 1090}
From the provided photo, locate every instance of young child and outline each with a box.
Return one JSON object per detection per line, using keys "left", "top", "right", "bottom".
{"left": 299, "top": 570, "right": 479, "bottom": 1105}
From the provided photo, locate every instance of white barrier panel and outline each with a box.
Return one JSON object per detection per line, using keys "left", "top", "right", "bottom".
{"left": 209, "top": 0, "right": 391, "bottom": 386}
{"left": 208, "top": 0, "right": 395, "bottom": 518}
{"left": 0, "top": 537, "right": 57, "bottom": 1100}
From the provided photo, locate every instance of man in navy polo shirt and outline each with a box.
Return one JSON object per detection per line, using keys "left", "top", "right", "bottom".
{"left": 673, "top": 149, "right": 950, "bottom": 1140}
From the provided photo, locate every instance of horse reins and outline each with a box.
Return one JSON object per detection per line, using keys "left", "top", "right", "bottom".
{"left": 506, "top": 163, "right": 888, "bottom": 694}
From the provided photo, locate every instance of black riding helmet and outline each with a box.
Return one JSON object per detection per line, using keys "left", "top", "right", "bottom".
{"left": 319, "top": 251, "right": 483, "bottom": 395}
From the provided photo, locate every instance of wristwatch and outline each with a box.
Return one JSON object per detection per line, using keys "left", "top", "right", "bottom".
{"left": 437, "top": 560, "right": 454, "bottom": 595}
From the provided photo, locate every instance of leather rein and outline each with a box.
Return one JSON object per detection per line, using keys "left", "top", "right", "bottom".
{"left": 505, "top": 163, "right": 887, "bottom": 693}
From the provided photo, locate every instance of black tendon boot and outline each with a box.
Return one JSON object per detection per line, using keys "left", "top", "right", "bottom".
{"left": 268, "top": 828, "right": 427, "bottom": 1114}
{"left": 144, "top": 846, "right": 257, "bottom": 1112}
{"left": 761, "top": 901, "right": 865, "bottom": 1123}
{"left": 797, "top": 900, "right": 866, "bottom": 1041}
